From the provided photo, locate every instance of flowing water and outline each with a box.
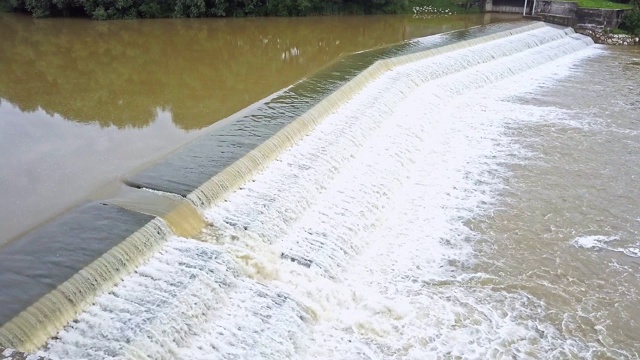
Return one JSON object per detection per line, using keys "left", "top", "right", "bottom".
{"left": 2, "top": 23, "right": 634, "bottom": 359}
{"left": 0, "top": 12, "right": 520, "bottom": 245}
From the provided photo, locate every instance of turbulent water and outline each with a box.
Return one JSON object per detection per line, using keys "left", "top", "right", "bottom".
{"left": 25, "top": 26, "right": 640, "bottom": 359}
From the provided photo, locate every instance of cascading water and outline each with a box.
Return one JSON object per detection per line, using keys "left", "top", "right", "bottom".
{"left": 8, "top": 22, "right": 634, "bottom": 359}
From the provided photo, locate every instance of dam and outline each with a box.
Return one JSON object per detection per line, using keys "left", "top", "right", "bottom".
{"left": 2, "top": 18, "right": 640, "bottom": 359}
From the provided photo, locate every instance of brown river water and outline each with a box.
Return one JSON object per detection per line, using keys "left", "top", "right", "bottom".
{"left": 471, "top": 46, "right": 640, "bottom": 357}
{"left": 0, "top": 12, "right": 519, "bottom": 245}
{"left": 0, "top": 14, "right": 639, "bottom": 360}
{"left": 28, "top": 38, "right": 637, "bottom": 359}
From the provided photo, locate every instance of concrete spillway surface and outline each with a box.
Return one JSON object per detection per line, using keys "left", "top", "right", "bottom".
{"left": 0, "top": 203, "right": 164, "bottom": 351}
{"left": 1, "top": 20, "right": 593, "bottom": 352}
{"left": 3, "top": 20, "right": 639, "bottom": 358}
{"left": 125, "top": 21, "right": 542, "bottom": 203}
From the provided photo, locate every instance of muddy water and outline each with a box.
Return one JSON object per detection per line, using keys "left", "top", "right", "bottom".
{"left": 0, "top": 13, "right": 519, "bottom": 244}
{"left": 471, "top": 46, "right": 640, "bottom": 357}
{"left": 33, "top": 25, "right": 640, "bottom": 359}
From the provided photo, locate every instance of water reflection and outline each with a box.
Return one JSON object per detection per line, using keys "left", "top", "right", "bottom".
{"left": 0, "top": 102, "right": 202, "bottom": 245}
{"left": 0, "top": 13, "right": 520, "bottom": 245}
{"left": 0, "top": 14, "right": 500, "bottom": 130}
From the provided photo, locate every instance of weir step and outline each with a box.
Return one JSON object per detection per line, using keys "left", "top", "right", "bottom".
{"left": 0, "top": 20, "right": 595, "bottom": 355}
{"left": 126, "top": 21, "right": 548, "bottom": 211}
{"left": 0, "top": 203, "right": 165, "bottom": 352}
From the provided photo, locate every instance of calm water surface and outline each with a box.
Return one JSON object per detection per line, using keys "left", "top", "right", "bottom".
{"left": 0, "top": 13, "right": 519, "bottom": 244}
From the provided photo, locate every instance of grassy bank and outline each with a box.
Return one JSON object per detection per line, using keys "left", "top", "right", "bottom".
{"left": 557, "top": 0, "right": 634, "bottom": 9}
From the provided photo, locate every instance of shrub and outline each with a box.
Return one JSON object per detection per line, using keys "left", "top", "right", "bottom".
{"left": 620, "top": 9, "right": 640, "bottom": 35}
{"left": 0, "top": 0, "right": 13, "bottom": 11}
{"left": 610, "top": 27, "right": 628, "bottom": 34}
{"left": 0, "top": 0, "right": 412, "bottom": 17}
{"left": 24, "top": 0, "right": 53, "bottom": 17}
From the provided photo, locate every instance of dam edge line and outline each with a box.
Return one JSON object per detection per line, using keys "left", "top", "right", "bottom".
{"left": 0, "top": 20, "right": 587, "bottom": 354}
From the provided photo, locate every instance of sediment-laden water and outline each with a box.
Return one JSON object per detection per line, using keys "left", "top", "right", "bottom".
{"left": 0, "top": 13, "right": 519, "bottom": 245}
{"left": 5, "top": 24, "right": 635, "bottom": 359}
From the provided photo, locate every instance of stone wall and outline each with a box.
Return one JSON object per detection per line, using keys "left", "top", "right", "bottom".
{"left": 537, "top": 13, "right": 574, "bottom": 26}
{"left": 578, "top": 29, "right": 640, "bottom": 45}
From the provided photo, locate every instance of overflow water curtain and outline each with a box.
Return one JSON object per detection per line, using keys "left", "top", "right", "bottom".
{"left": 0, "top": 21, "right": 600, "bottom": 358}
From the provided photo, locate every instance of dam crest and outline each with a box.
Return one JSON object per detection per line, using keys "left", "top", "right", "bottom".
{"left": 0, "top": 21, "right": 602, "bottom": 358}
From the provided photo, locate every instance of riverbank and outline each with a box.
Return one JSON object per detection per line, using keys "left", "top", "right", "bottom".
{"left": 530, "top": 0, "right": 639, "bottom": 41}
{"left": 0, "top": 0, "right": 484, "bottom": 19}
{"left": 26, "top": 23, "right": 640, "bottom": 359}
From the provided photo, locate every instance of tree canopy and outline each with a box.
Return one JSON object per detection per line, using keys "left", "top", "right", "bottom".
{"left": 3, "top": 0, "right": 410, "bottom": 19}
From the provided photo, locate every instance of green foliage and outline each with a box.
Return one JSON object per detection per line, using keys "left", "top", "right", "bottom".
{"left": 25, "top": 0, "right": 53, "bottom": 17}
{"left": 91, "top": 5, "right": 106, "bottom": 18}
{"left": 138, "top": 0, "right": 173, "bottom": 18}
{"left": 7, "top": 0, "right": 24, "bottom": 13}
{"left": 610, "top": 26, "right": 628, "bottom": 33}
{"left": 620, "top": 9, "right": 640, "bottom": 35}
{"left": 2, "top": 0, "right": 411, "bottom": 17}
{"left": 0, "top": 0, "right": 13, "bottom": 11}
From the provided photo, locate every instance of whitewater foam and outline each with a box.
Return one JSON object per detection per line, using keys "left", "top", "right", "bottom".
{"left": 573, "top": 235, "right": 640, "bottom": 258}
{"left": 37, "top": 26, "right": 615, "bottom": 359}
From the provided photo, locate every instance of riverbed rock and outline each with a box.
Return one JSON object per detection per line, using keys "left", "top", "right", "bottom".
{"left": 577, "top": 29, "right": 639, "bottom": 46}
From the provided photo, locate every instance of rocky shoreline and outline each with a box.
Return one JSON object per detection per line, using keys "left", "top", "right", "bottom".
{"left": 578, "top": 29, "right": 640, "bottom": 45}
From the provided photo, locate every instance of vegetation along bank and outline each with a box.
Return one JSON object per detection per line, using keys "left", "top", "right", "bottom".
{"left": 0, "top": 0, "right": 485, "bottom": 19}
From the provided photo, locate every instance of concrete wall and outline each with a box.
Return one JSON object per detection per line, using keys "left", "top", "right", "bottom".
{"left": 534, "top": 0, "right": 578, "bottom": 16}
{"left": 576, "top": 8, "right": 626, "bottom": 30}
{"left": 538, "top": 13, "right": 574, "bottom": 26}
{"left": 485, "top": 0, "right": 493, "bottom": 11}
{"left": 486, "top": 0, "right": 527, "bottom": 13}
{"left": 492, "top": 5, "right": 524, "bottom": 13}
{"left": 534, "top": 0, "right": 628, "bottom": 30}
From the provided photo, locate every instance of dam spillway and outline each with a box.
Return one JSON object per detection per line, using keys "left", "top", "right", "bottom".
{"left": 2, "top": 21, "right": 639, "bottom": 358}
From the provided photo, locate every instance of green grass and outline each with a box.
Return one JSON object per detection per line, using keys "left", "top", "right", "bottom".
{"left": 556, "top": 0, "right": 634, "bottom": 9}
{"left": 610, "top": 27, "right": 630, "bottom": 33}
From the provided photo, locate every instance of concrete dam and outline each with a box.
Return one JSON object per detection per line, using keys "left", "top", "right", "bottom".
{"left": 4, "top": 20, "right": 639, "bottom": 359}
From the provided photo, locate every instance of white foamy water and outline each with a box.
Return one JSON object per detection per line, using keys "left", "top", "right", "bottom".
{"left": 573, "top": 236, "right": 640, "bottom": 258}
{"left": 39, "top": 26, "right": 622, "bottom": 359}
{"left": 573, "top": 235, "right": 619, "bottom": 249}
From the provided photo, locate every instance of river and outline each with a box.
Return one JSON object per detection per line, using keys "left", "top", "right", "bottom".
{"left": 0, "top": 12, "right": 519, "bottom": 245}
{"left": 1, "top": 14, "right": 639, "bottom": 360}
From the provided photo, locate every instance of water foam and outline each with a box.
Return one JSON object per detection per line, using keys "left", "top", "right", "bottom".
{"left": 39, "top": 26, "right": 610, "bottom": 359}
{"left": 573, "top": 235, "right": 640, "bottom": 258}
